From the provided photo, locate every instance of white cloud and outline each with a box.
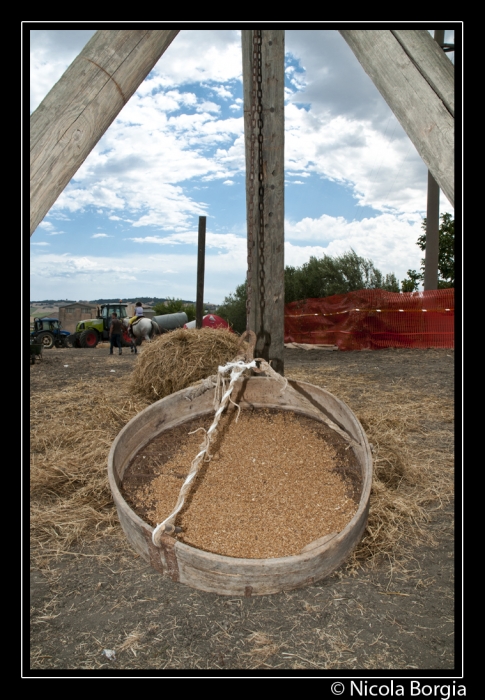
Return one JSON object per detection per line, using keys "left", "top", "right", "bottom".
{"left": 31, "top": 241, "right": 50, "bottom": 246}
{"left": 210, "top": 85, "right": 234, "bottom": 100}
{"left": 29, "top": 249, "right": 247, "bottom": 304}
{"left": 285, "top": 213, "right": 423, "bottom": 282}
{"left": 128, "top": 232, "right": 246, "bottom": 254}
{"left": 30, "top": 28, "right": 456, "bottom": 305}
{"left": 195, "top": 101, "right": 220, "bottom": 114}
{"left": 150, "top": 30, "right": 242, "bottom": 87}
{"left": 284, "top": 103, "right": 428, "bottom": 216}
{"left": 91, "top": 233, "right": 112, "bottom": 238}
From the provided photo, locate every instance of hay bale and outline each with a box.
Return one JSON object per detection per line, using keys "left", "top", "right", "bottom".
{"left": 130, "top": 328, "right": 242, "bottom": 402}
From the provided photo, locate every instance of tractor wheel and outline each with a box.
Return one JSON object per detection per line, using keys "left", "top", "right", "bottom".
{"left": 66, "top": 333, "right": 79, "bottom": 348}
{"left": 37, "top": 332, "right": 55, "bottom": 349}
{"left": 55, "top": 337, "right": 67, "bottom": 348}
{"left": 80, "top": 329, "right": 99, "bottom": 348}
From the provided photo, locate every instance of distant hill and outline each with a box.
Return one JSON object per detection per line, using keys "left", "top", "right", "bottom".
{"left": 30, "top": 297, "right": 174, "bottom": 305}
{"left": 30, "top": 300, "right": 76, "bottom": 305}
{"left": 30, "top": 298, "right": 220, "bottom": 310}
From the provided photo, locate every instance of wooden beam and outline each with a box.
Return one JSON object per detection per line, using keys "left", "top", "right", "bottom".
{"left": 30, "top": 29, "right": 179, "bottom": 235}
{"left": 340, "top": 29, "right": 454, "bottom": 207}
{"left": 424, "top": 170, "right": 440, "bottom": 290}
{"left": 242, "top": 30, "right": 285, "bottom": 375}
{"left": 423, "top": 30, "right": 446, "bottom": 292}
{"left": 391, "top": 29, "right": 454, "bottom": 117}
{"left": 196, "top": 216, "right": 206, "bottom": 329}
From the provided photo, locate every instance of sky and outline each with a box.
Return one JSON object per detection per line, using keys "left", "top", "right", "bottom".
{"left": 28, "top": 26, "right": 456, "bottom": 305}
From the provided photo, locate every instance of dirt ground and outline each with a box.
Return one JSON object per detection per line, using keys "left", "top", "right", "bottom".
{"left": 28, "top": 344, "right": 457, "bottom": 677}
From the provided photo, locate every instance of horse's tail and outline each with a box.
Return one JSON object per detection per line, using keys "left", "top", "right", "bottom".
{"left": 151, "top": 320, "right": 161, "bottom": 336}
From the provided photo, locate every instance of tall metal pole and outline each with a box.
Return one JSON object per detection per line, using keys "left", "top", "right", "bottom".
{"left": 196, "top": 216, "right": 206, "bottom": 330}
{"left": 242, "top": 30, "right": 285, "bottom": 375}
{"left": 423, "top": 29, "right": 446, "bottom": 291}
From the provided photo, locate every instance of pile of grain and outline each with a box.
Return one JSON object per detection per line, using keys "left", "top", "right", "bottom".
{"left": 130, "top": 328, "right": 241, "bottom": 402}
{"left": 127, "top": 409, "right": 360, "bottom": 559}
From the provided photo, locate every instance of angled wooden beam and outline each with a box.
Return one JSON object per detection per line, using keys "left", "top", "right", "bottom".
{"left": 423, "top": 30, "right": 446, "bottom": 292}
{"left": 242, "top": 29, "right": 285, "bottom": 375}
{"left": 30, "top": 29, "right": 179, "bottom": 235}
{"left": 340, "top": 29, "right": 454, "bottom": 207}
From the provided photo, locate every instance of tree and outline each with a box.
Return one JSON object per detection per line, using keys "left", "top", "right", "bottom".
{"left": 401, "top": 213, "right": 455, "bottom": 291}
{"left": 216, "top": 283, "right": 247, "bottom": 334}
{"left": 401, "top": 270, "right": 421, "bottom": 293}
{"left": 216, "top": 250, "right": 401, "bottom": 331}
{"left": 284, "top": 249, "right": 399, "bottom": 303}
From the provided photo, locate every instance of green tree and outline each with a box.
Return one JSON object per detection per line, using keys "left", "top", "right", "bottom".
{"left": 401, "top": 270, "right": 421, "bottom": 293}
{"left": 401, "top": 213, "right": 455, "bottom": 290}
{"left": 216, "top": 283, "right": 247, "bottom": 334}
{"left": 153, "top": 297, "right": 196, "bottom": 322}
{"left": 284, "top": 249, "right": 399, "bottom": 303}
{"left": 216, "top": 250, "right": 401, "bottom": 331}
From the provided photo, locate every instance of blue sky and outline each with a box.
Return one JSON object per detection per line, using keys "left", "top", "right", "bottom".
{"left": 29, "top": 26, "right": 455, "bottom": 304}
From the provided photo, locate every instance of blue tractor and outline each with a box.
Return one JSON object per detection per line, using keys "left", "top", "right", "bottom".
{"left": 30, "top": 317, "right": 71, "bottom": 349}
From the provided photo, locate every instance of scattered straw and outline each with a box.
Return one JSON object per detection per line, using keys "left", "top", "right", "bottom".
{"left": 243, "top": 632, "right": 283, "bottom": 667}
{"left": 129, "top": 328, "right": 241, "bottom": 402}
{"left": 285, "top": 366, "right": 454, "bottom": 569}
{"left": 30, "top": 352, "right": 454, "bottom": 572}
{"left": 30, "top": 379, "right": 150, "bottom": 561}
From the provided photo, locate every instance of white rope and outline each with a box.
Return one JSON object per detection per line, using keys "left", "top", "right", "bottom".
{"left": 152, "top": 358, "right": 256, "bottom": 546}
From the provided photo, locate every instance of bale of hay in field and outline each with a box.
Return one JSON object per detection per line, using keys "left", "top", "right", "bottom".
{"left": 130, "top": 328, "right": 242, "bottom": 402}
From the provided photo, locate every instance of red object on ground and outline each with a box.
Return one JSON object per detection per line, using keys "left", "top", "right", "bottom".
{"left": 284, "top": 289, "right": 454, "bottom": 350}
{"left": 184, "top": 314, "right": 233, "bottom": 331}
{"left": 122, "top": 327, "right": 133, "bottom": 345}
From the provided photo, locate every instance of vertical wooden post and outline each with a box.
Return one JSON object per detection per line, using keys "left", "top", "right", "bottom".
{"left": 424, "top": 30, "right": 446, "bottom": 292}
{"left": 424, "top": 170, "right": 440, "bottom": 290}
{"left": 196, "top": 216, "right": 206, "bottom": 330}
{"left": 242, "top": 30, "right": 285, "bottom": 375}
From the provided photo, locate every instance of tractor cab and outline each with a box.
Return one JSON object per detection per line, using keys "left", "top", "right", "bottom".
{"left": 34, "top": 317, "right": 61, "bottom": 333}
{"left": 99, "top": 303, "right": 128, "bottom": 331}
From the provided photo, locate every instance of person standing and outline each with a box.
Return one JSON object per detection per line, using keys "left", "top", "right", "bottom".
{"left": 109, "top": 312, "right": 123, "bottom": 355}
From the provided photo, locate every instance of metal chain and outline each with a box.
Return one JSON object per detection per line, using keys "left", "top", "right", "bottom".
{"left": 246, "top": 30, "right": 264, "bottom": 332}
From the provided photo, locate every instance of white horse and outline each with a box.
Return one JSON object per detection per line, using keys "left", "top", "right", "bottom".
{"left": 122, "top": 317, "right": 160, "bottom": 346}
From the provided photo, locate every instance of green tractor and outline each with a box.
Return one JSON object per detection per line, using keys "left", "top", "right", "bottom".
{"left": 67, "top": 303, "right": 133, "bottom": 348}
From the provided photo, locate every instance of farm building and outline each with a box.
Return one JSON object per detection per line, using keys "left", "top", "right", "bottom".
{"left": 58, "top": 302, "right": 98, "bottom": 334}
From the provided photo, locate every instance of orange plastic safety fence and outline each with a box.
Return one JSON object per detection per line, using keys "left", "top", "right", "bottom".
{"left": 284, "top": 289, "right": 454, "bottom": 350}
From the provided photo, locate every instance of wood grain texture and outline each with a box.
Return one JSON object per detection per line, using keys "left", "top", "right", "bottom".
{"left": 242, "top": 30, "right": 285, "bottom": 374}
{"left": 340, "top": 29, "right": 454, "bottom": 206}
{"left": 30, "top": 29, "right": 179, "bottom": 235}
{"left": 391, "top": 30, "right": 454, "bottom": 117}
